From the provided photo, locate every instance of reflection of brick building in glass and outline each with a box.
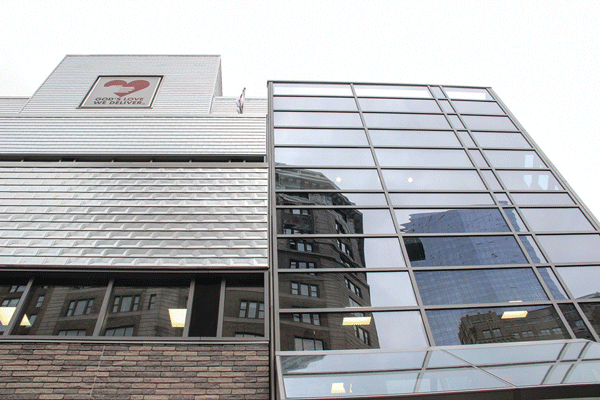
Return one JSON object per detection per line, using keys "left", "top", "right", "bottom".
{"left": 276, "top": 168, "right": 379, "bottom": 351}
{"left": 459, "top": 308, "right": 570, "bottom": 345}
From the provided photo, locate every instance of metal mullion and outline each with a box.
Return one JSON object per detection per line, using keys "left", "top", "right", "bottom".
{"left": 4, "top": 278, "right": 34, "bottom": 335}
{"left": 280, "top": 306, "right": 420, "bottom": 314}
{"left": 278, "top": 267, "right": 409, "bottom": 274}
{"left": 490, "top": 87, "right": 600, "bottom": 232}
{"left": 422, "top": 301, "right": 557, "bottom": 310}
{"left": 274, "top": 144, "right": 371, "bottom": 149}
{"left": 93, "top": 278, "right": 114, "bottom": 336}
{"left": 215, "top": 278, "right": 226, "bottom": 338}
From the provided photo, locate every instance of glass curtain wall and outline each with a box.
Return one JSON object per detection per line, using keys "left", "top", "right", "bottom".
{"left": 271, "top": 82, "right": 600, "bottom": 357}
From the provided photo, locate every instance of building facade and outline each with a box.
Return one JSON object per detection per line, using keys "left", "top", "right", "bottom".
{"left": 0, "top": 56, "right": 600, "bottom": 399}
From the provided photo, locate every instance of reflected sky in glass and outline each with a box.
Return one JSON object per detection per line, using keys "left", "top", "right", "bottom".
{"left": 358, "top": 98, "right": 440, "bottom": 113}
{"left": 390, "top": 193, "right": 494, "bottom": 206}
{"left": 273, "top": 96, "right": 358, "bottom": 111}
{"left": 382, "top": 170, "right": 485, "bottom": 191}
{"left": 273, "top": 84, "right": 353, "bottom": 96}
{"left": 274, "top": 112, "right": 363, "bottom": 128}
{"left": 375, "top": 148, "right": 472, "bottom": 167}
{"left": 472, "top": 131, "right": 530, "bottom": 148}
{"left": 497, "top": 170, "right": 563, "bottom": 191}
{"left": 520, "top": 208, "right": 594, "bottom": 232}
{"left": 462, "top": 116, "right": 517, "bottom": 131}
{"left": 364, "top": 113, "right": 450, "bottom": 130}
{"left": 274, "top": 129, "right": 369, "bottom": 146}
{"left": 538, "top": 234, "right": 600, "bottom": 264}
{"left": 511, "top": 193, "right": 574, "bottom": 205}
{"left": 276, "top": 169, "right": 382, "bottom": 190}
{"left": 556, "top": 266, "right": 600, "bottom": 298}
{"left": 451, "top": 100, "right": 505, "bottom": 115}
{"left": 275, "top": 148, "right": 375, "bottom": 166}
{"left": 369, "top": 130, "right": 460, "bottom": 147}
{"left": 484, "top": 150, "right": 546, "bottom": 169}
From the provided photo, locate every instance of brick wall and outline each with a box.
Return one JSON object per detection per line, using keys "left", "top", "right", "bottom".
{"left": 0, "top": 342, "right": 269, "bottom": 400}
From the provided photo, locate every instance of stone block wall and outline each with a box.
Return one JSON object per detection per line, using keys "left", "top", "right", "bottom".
{"left": 0, "top": 342, "right": 269, "bottom": 400}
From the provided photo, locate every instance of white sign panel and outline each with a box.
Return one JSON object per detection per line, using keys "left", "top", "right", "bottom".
{"left": 81, "top": 76, "right": 162, "bottom": 108}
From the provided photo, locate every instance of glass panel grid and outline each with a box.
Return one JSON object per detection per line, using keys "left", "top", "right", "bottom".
{"left": 271, "top": 82, "right": 600, "bottom": 357}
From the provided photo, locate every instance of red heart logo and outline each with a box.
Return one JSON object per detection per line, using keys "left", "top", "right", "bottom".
{"left": 104, "top": 80, "right": 150, "bottom": 97}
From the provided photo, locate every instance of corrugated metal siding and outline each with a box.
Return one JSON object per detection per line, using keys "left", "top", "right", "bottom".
{"left": 0, "top": 116, "right": 266, "bottom": 156}
{"left": 19, "top": 55, "right": 221, "bottom": 115}
{"left": 211, "top": 97, "right": 267, "bottom": 114}
{"left": 0, "top": 166, "right": 268, "bottom": 268}
{"left": 0, "top": 98, "right": 28, "bottom": 114}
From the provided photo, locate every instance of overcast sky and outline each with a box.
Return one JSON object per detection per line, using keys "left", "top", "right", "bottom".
{"left": 1, "top": 1, "right": 599, "bottom": 219}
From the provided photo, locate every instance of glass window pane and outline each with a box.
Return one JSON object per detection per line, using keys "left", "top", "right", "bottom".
{"left": 503, "top": 208, "right": 527, "bottom": 232}
{"left": 437, "top": 100, "right": 454, "bottom": 113}
{"left": 273, "top": 96, "right": 358, "bottom": 111}
{"left": 580, "top": 304, "right": 600, "bottom": 337}
{"left": 417, "top": 368, "right": 509, "bottom": 393}
{"left": 497, "top": 170, "right": 563, "bottom": 191}
{"left": 375, "top": 149, "right": 472, "bottom": 167}
{"left": 538, "top": 267, "right": 567, "bottom": 300}
{"left": 273, "top": 84, "right": 353, "bottom": 96}
{"left": 355, "top": 85, "right": 431, "bottom": 98}
{"left": 14, "top": 280, "right": 107, "bottom": 336}
{"left": 559, "top": 304, "right": 593, "bottom": 339}
{"left": 431, "top": 87, "right": 445, "bottom": 98}
{"left": 444, "top": 87, "right": 493, "bottom": 100}
{"left": 511, "top": 193, "right": 574, "bottom": 205}
{"left": 390, "top": 193, "right": 494, "bottom": 206}
{"left": 277, "top": 192, "right": 388, "bottom": 206}
{"left": 280, "top": 311, "right": 428, "bottom": 351}
{"left": 358, "top": 98, "right": 440, "bottom": 113}
{"left": 469, "top": 150, "right": 488, "bottom": 167}
{"left": 457, "top": 131, "right": 475, "bottom": 147}
{"left": 279, "top": 271, "right": 416, "bottom": 309}
{"left": 0, "top": 280, "right": 28, "bottom": 334}
{"left": 520, "top": 208, "right": 594, "bottom": 232}
{"left": 519, "top": 235, "right": 547, "bottom": 263}
{"left": 462, "top": 116, "right": 518, "bottom": 131}
{"left": 274, "top": 112, "right": 363, "bottom": 128}
{"left": 363, "top": 113, "right": 450, "bottom": 130}
{"left": 222, "top": 275, "right": 265, "bottom": 338}
{"left": 556, "top": 266, "right": 600, "bottom": 299}
{"left": 451, "top": 100, "right": 505, "bottom": 115}
{"left": 484, "top": 150, "right": 546, "bottom": 169}
{"left": 274, "top": 129, "right": 369, "bottom": 146}
{"left": 427, "top": 306, "right": 569, "bottom": 346}
{"left": 278, "top": 237, "right": 406, "bottom": 270}
{"left": 481, "top": 170, "right": 503, "bottom": 191}
{"left": 283, "top": 371, "right": 420, "bottom": 398}
{"left": 414, "top": 268, "right": 548, "bottom": 305}
{"left": 404, "top": 236, "right": 527, "bottom": 267}
{"left": 396, "top": 208, "right": 510, "bottom": 233}
{"left": 275, "top": 148, "right": 375, "bottom": 166}
{"left": 538, "top": 235, "right": 600, "bottom": 263}
{"left": 472, "top": 131, "right": 531, "bottom": 148}
{"left": 279, "top": 208, "right": 395, "bottom": 235}
{"left": 369, "top": 130, "right": 460, "bottom": 147}
{"left": 447, "top": 115, "right": 465, "bottom": 130}
{"left": 494, "top": 193, "right": 511, "bottom": 205}
{"left": 276, "top": 169, "right": 383, "bottom": 190}
{"left": 382, "top": 170, "right": 485, "bottom": 191}
{"left": 103, "top": 280, "right": 189, "bottom": 337}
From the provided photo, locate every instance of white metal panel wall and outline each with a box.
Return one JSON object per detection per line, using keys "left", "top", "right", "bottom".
{"left": 211, "top": 97, "right": 267, "bottom": 114}
{"left": 0, "top": 165, "right": 268, "bottom": 268}
{"left": 19, "top": 55, "right": 221, "bottom": 115}
{"left": 0, "top": 98, "right": 28, "bottom": 114}
{"left": 0, "top": 116, "right": 266, "bottom": 156}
